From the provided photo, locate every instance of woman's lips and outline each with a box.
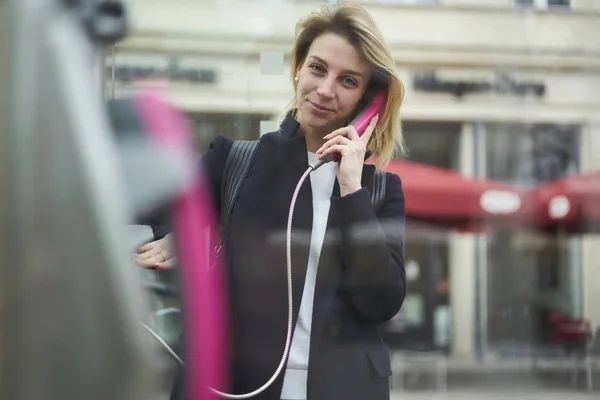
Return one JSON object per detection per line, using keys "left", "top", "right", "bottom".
{"left": 309, "top": 101, "right": 333, "bottom": 113}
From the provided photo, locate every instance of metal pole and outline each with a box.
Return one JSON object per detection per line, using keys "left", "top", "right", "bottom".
{"left": 111, "top": 45, "right": 116, "bottom": 99}
{"left": 93, "top": 44, "right": 107, "bottom": 99}
{"left": 0, "top": 0, "right": 18, "bottom": 387}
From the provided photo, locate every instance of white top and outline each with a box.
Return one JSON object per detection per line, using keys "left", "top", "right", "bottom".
{"left": 280, "top": 152, "right": 337, "bottom": 400}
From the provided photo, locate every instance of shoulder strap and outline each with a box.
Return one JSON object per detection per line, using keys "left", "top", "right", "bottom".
{"left": 370, "top": 169, "right": 387, "bottom": 212}
{"left": 220, "top": 140, "right": 259, "bottom": 234}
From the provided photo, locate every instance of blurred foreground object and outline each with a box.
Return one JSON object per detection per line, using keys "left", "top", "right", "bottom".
{"left": 0, "top": 1, "right": 169, "bottom": 399}
{"left": 108, "top": 91, "right": 229, "bottom": 399}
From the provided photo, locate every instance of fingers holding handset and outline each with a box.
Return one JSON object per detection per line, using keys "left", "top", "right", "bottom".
{"left": 316, "top": 114, "right": 379, "bottom": 160}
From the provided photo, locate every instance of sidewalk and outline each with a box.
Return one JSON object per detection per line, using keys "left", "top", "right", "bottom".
{"left": 389, "top": 350, "right": 599, "bottom": 393}
{"left": 391, "top": 390, "right": 598, "bottom": 400}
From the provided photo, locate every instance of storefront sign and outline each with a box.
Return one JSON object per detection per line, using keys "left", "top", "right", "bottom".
{"left": 107, "top": 57, "right": 217, "bottom": 84}
{"left": 413, "top": 71, "right": 546, "bottom": 98}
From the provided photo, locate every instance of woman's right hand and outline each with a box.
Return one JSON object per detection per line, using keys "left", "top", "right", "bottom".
{"left": 135, "top": 233, "right": 176, "bottom": 270}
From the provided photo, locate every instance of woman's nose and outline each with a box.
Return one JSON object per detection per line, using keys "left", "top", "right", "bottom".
{"left": 316, "top": 78, "right": 335, "bottom": 99}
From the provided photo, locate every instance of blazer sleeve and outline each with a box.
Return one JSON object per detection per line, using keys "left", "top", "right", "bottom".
{"left": 143, "top": 135, "right": 233, "bottom": 240}
{"left": 330, "top": 172, "right": 406, "bottom": 323}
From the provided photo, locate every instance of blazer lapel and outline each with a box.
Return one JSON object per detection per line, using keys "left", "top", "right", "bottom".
{"left": 269, "top": 113, "right": 315, "bottom": 325}
{"left": 270, "top": 111, "right": 379, "bottom": 341}
{"left": 310, "top": 163, "right": 376, "bottom": 344}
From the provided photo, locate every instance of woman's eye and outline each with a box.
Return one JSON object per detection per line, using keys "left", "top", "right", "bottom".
{"left": 343, "top": 77, "right": 358, "bottom": 87}
{"left": 309, "top": 63, "right": 324, "bottom": 73}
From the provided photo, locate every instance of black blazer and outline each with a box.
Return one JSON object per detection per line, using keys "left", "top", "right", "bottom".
{"left": 166, "top": 112, "right": 406, "bottom": 400}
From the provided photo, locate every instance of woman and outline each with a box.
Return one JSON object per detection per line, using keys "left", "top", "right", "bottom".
{"left": 138, "top": 4, "right": 406, "bottom": 400}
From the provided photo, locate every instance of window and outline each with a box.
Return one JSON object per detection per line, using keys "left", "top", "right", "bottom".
{"left": 515, "top": 0, "right": 571, "bottom": 9}
{"left": 484, "top": 123, "right": 580, "bottom": 186}
{"left": 487, "top": 229, "right": 581, "bottom": 350}
{"left": 377, "top": 0, "right": 440, "bottom": 4}
{"left": 187, "top": 113, "right": 272, "bottom": 151}
{"left": 402, "top": 121, "right": 461, "bottom": 170}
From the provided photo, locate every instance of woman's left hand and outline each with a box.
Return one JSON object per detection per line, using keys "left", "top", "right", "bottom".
{"left": 135, "top": 233, "right": 177, "bottom": 270}
{"left": 316, "top": 114, "right": 378, "bottom": 196}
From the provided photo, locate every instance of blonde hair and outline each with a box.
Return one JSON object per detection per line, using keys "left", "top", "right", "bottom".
{"left": 285, "top": 3, "right": 406, "bottom": 167}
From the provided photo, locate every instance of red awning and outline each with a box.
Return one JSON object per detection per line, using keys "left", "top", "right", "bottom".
{"left": 381, "top": 159, "right": 535, "bottom": 228}
{"left": 535, "top": 171, "right": 600, "bottom": 232}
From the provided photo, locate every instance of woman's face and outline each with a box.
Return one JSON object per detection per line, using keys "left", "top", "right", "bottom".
{"left": 295, "top": 32, "right": 372, "bottom": 136}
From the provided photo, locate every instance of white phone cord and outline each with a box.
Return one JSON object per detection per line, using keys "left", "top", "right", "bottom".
{"left": 209, "top": 165, "right": 313, "bottom": 398}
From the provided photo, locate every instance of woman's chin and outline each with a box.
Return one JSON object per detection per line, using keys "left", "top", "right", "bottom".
{"left": 303, "top": 114, "right": 339, "bottom": 132}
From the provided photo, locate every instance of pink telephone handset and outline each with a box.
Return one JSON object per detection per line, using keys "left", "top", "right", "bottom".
{"left": 332, "top": 88, "right": 386, "bottom": 163}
